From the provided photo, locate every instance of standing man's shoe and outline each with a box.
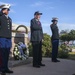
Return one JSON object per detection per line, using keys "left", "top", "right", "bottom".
{"left": 40, "top": 63, "right": 45, "bottom": 66}
{"left": 52, "top": 60, "right": 60, "bottom": 62}
{"left": 5, "top": 69, "right": 13, "bottom": 73}
{"left": 56, "top": 60, "right": 60, "bottom": 62}
{"left": 0, "top": 72, "right": 6, "bottom": 75}
{"left": 0, "top": 71, "right": 5, "bottom": 75}
{"left": 33, "top": 65, "right": 40, "bottom": 68}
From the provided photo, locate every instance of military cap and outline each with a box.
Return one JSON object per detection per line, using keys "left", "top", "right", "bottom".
{"left": 34, "top": 11, "right": 42, "bottom": 15}
{"left": 0, "top": 4, "right": 11, "bottom": 9}
{"left": 51, "top": 17, "right": 58, "bottom": 22}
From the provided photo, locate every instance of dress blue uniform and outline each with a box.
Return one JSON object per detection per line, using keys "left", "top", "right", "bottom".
{"left": 50, "top": 18, "right": 60, "bottom": 62}
{"left": 0, "top": 4, "right": 13, "bottom": 73}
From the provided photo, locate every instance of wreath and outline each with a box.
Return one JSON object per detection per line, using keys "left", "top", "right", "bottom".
{"left": 13, "top": 42, "right": 28, "bottom": 60}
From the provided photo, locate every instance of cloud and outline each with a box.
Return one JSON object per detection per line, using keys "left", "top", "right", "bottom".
{"left": 30, "top": 1, "right": 55, "bottom": 11}
{"left": 0, "top": 1, "right": 16, "bottom": 6}
{"left": 58, "top": 23, "right": 75, "bottom": 31}
{"left": 45, "top": 7, "right": 54, "bottom": 10}
{"left": 30, "top": 1, "right": 54, "bottom": 9}
{"left": 31, "top": 2, "right": 44, "bottom": 7}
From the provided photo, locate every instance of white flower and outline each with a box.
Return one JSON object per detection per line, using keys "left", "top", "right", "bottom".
{"left": 14, "top": 52, "right": 16, "bottom": 54}
{"left": 15, "top": 49, "right": 18, "bottom": 50}
{"left": 18, "top": 52, "right": 20, "bottom": 54}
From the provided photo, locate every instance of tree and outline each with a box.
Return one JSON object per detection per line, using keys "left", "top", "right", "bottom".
{"left": 60, "top": 30, "right": 69, "bottom": 35}
{"left": 60, "top": 34, "right": 70, "bottom": 42}
{"left": 60, "top": 29, "right": 75, "bottom": 42}
{"left": 68, "top": 30, "right": 75, "bottom": 41}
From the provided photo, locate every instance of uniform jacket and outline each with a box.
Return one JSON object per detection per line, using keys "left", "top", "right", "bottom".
{"left": 0, "top": 11, "right": 12, "bottom": 38}
{"left": 50, "top": 24, "right": 59, "bottom": 40}
{"left": 30, "top": 18, "right": 43, "bottom": 42}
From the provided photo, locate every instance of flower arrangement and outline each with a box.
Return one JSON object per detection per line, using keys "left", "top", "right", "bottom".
{"left": 13, "top": 42, "right": 28, "bottom": 60}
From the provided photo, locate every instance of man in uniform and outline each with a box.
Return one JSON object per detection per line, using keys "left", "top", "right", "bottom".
{"left": 30, "top": 11, "right": 45, "bottom": 68}
{"left": 50, "top": 18, "right": 60, "bottom": 62}
{"left": 0, "top": 4, "right": 13, "bottom": 74}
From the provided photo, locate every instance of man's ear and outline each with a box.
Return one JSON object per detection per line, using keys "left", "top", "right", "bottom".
{"left": 2, "top": 10, "right": 5, "bottom": 13}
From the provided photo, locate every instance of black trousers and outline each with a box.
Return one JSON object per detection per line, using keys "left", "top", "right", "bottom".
{"left": 0, "top": 48, "right": 10, "bottom": 71}
{"left": 32, "top": 41, "right": 42, "bottom": 66}
{"left": 52, "top": 40, "right": 59, "bottom": 61}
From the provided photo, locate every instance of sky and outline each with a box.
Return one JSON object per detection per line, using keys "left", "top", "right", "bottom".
{"left": 0, "top": 0, "right": 75, "bottom": 35}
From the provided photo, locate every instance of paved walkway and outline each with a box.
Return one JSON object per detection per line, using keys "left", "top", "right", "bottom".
{"left": 11, "top": 58, "right": 75, "bottom": 75}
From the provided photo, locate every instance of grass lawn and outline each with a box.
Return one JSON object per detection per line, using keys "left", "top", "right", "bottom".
{"left": 68, "top": 52, "right": 75, "bottom": 60}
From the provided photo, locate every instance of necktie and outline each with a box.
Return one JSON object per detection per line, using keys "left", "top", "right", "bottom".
{"left": 38, "top": 21, "right": 41, "bottom": 26}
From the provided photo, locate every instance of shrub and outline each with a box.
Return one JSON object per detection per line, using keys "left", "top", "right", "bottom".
{"left": 58, "top": 44, "right": 69, "bottom": 58}
{"left": 58, "top": 49, "right": 69, "bottom": 58}
{"left": 45, "top": 48, "right": 51, "bottom": 57}
{"left": 28, "top": 44, "right": 33, "bottom": 57}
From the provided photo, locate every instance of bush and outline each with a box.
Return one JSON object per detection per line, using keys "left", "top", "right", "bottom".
{"left": 42, "top": 33, "right": 52, "bottom": 57}
{"left": 28, "top": 43, "right": 33, "bottom": 57}
{"left": 58, "top": 44, "right": 69, "bottom": 58}
{"left": 45, "top": 48, "right": 51, "bottom": 57}
{"left": 58, "top": 50, "right": 69, "bottom": 58}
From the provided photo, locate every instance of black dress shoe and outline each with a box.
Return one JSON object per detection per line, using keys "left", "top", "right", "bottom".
{"left": 40, "top": 64, "right": 45, "bottom": 66}
{"left": 33, "top": 65, "right": 40, "bottom": 68}
{"left": 52, "top": 60, "right": 60, "bottom": 62}
{"left": 0, "top": 73, "right": 6, "bottom": 75}
{"left": 2, "top": 69, "right": 13, "bottom": 74}
{"left": 0, "top": 72, "right": 6, "bottom": 75}
{"left": 56, "top": 60, "right": 60, "bottom": 62}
